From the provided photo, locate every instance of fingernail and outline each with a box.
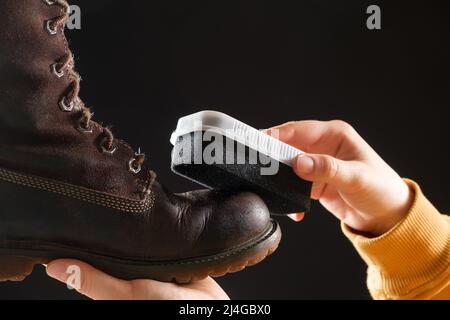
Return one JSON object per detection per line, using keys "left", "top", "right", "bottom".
{"left": 288, "top": 213, "right": 305, "bottom": 222}
{"left": 278, "top": 127, "right": 294, "bottom": 141}
{"left": 263, "top": 128, "right": 280, "bottom": 138}
{"left": 297, "top": 155, "right": 314, "bottom": 174}
{"left": 46, "top": 262, "right": 69, "bottom": 282}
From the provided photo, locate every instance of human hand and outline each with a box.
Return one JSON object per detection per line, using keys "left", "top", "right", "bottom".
{"left": 267, "top": 120, "right": 414, "bottom": 236}
{"left": 46, "top": 259, "right": 229, "bottom": 300}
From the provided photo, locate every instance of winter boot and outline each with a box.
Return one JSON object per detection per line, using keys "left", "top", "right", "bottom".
{"left": 0, "top": 0, "right": 281, "bottom": 282}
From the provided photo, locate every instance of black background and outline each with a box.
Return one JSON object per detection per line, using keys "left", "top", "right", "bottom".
{"left": 0, "top": 0, "right": 449, "bottom": 299}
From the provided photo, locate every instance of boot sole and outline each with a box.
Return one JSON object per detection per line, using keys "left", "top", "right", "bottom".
{"left": 0, "top": 220, "right": 281, "bottom": 283}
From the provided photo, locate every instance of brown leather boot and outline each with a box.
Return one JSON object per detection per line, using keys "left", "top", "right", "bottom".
{"left": 0, "top": 0, "right": 281, "bottom": 283}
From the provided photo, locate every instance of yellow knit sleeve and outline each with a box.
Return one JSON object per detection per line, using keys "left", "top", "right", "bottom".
{"left": 342, "top": 179, "right": 450, "bottom": 300}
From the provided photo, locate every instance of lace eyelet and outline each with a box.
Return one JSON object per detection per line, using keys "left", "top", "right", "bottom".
{"left": 128, "top": 159, "right": 142, "bottom": 174}
{"left": 76, "top": 120, "right": 93, "bottom": 134}
{"left": 100, "top": 138, "right": 117, "bottom": 155}
{"left": 42, "top": 0, "right": 57, "bottom": 5}
{"left": 51, "top": 63, "right": 64, "bottom": 78}
{"left": 45, "top": 20, "right": 58, "bottom": 35}
{"left": 59, "top": 97, "right": 74, "bottom": 112}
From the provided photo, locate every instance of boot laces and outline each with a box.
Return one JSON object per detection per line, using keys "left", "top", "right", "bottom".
{"left": 42, "top": 0, "right": 156, "bottom": 194}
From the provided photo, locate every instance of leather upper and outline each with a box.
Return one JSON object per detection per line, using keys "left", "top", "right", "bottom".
{"left": 0, "top": 0, "right": 148, "bottom": 200}
{"left": 0, "top": 0, "right": 272, "bottom": 260}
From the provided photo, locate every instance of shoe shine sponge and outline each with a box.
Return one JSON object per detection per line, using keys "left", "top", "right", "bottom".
{"left": 170, "top": 111, "right": 312, "bottom": 214}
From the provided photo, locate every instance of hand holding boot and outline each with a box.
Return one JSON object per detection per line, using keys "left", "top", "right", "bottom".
{"left": 46, "top": 259, "right": 229, "bottom": 300}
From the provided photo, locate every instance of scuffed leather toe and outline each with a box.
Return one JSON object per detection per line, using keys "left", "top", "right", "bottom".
{"left": 180, "top": 190, "right": 272, "bottom": 257}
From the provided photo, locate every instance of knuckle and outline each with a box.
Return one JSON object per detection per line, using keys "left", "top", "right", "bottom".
{"left": 330, "top": 120, "right": 355, "bottom": 137}
{"left": 323, "top": 156, "right": 339, "bottom": 180}
{"left": 283, "top": 121, "right": 298, "bottom": 129}
{"left": 129, "top": 280, "right": 148, "bottom": 299}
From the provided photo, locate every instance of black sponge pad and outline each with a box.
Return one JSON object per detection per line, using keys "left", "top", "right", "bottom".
{"left": 171, "top": 131, "right": 312, "bottom": 214}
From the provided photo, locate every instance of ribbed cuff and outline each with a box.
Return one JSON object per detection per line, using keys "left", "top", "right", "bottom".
{"left": 342, "top": 179, "right": 450, "bottom": 299}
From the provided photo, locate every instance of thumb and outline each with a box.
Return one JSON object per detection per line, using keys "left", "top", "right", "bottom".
{"left": 293, "top": 154, "right": 356, "bottom": 191}
{"left": 46, "top": 259, "right": 131, "bottom": 300}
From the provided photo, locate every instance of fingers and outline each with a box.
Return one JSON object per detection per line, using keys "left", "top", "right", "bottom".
{"left": 288, "top": 212, "right": 305, "bottom": 222}
{"left": 266, "top": 120, "right": 358, "bottom": 156}
{"left": 46, "top": 259, "right": 132, "bottom": 300}
{"left": 46, "top": 260, "right": 230, "bottom": 300}
{"left": 293, "top": 153, "right": 358, "bottom": 192}
{"left": 266, "top": 121, "right": 322, "bottom": 151}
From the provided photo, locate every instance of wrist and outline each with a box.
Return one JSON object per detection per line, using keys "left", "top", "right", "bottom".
{"left": 342, "top": 179, "right": 448, "bottom": 298}
{"left": 368, "top": 179, "right": 415, "bottom": 237}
